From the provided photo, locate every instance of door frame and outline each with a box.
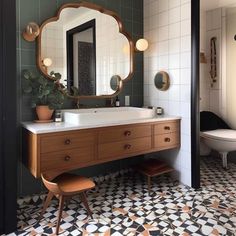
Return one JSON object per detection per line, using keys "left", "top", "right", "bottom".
{"left": 66, "top": 19, "right": 96, "bottom": 92}
{"left": 191, "top": 0, "right": 200, "bottom": 188}
{"left": 0, "top": 0, "right": 17, "bottom": 233}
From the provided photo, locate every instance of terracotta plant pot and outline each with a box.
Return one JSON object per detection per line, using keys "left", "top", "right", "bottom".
{"left": 36, "top": 105, "right": 54, "bottom": 120}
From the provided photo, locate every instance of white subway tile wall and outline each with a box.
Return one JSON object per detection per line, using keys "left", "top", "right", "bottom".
{"left": 144, "top": 0, "right": 192, "bottom": 186}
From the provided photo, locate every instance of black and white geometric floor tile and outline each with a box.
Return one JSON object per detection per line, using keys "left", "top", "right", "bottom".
{"left": 6, "top": 156, "right": 236, "bottom": 235}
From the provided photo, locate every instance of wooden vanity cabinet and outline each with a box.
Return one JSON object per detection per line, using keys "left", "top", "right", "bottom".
{"left": 27, "top": 129, "right": 96, "bottom": 178}
{"left": 26, "top": 119, "right": 180, "bottom": 178}
{"left": 154, "top": 121, "right": 180, "bottom": 151}
{"left": 98, "top": 124, "right": 152, "bottom": 160}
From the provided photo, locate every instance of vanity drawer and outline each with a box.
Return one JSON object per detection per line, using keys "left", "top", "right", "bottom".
{"left": 98, "top": 136, "right": 151, "bottom": 160}
{"left": 154, "top": 121, "right": 179, "bottom": 134}
{"left": 154, "top": 132, "right": 179, "bottom": 149}
{"left": 40, "top": 131, "right": 95, "bottom": 153}
{"left": 98, "top": 124, "right": 151, "bottom": 144}
{"left": 41, "top": 147, "right": 95, "bottom": 172}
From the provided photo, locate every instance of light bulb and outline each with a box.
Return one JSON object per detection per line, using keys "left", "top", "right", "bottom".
{"left": 43, "top": 58, "right": 53, "bottom": 67}
{"left": 135, "top": 38, "right": 149, "bottom": 52}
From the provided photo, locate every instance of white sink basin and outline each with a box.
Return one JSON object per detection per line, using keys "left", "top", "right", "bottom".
{"left": 63, "top": 107, "right": 155, "bottom": 125}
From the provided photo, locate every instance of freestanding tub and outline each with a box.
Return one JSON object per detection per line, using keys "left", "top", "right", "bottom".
{"left": 200, "top": 129, "right": 236, "bottom": 169}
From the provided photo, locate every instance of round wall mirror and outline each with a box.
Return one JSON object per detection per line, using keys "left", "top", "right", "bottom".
{"left": 110, "top": 75, "right": 122, "bottom": 91}
{"left": 154, "top": 71, "right": 170, "bottom": 91}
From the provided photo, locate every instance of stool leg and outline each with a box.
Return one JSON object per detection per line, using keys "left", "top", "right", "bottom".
{"left": 56, "top": 195, "right": 65, "bottom": 235}
{"left": 80, "top": 192, "right": 92, "bottom": 217}
{"left": 147, "top": 176, "right": 151, "bottom": 195}
{"left": 39, "top": 191, "right": 54, "bottom": 221}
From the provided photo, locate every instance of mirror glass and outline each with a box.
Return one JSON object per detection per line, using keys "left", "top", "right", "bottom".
{"left": 110, "top": 75, "right": 121, "bottom": 91}
{"left": 154, "top": 71, "right": 170, "bottom": 91}
{"left": 39, "top": 6, "right": 132, "bottom": 97}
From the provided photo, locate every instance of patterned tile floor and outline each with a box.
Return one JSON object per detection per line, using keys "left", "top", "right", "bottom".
{"left": 8, "top": 156, "right": 236, "bottom": 235}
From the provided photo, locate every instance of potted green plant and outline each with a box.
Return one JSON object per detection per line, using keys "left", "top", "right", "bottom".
{"left": 22, "top": 70, "right": 66, "bottom": 121}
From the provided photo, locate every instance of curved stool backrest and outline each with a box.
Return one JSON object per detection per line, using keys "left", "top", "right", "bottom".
{"left": 41, "top": 173, "right": 61, "bottom": 195}
{"left": 39, "top": 173, "right": 95, "bottom": 235}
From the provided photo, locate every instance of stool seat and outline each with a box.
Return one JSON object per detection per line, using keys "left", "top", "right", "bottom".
{"left": 40, "top": 172, "right": 95, "bottom": 235}
{"left": 134, "top": 159, "right": 174, "bottom": 195}
{"left": 54, "top": 173, "right": 95, "bottom": 195}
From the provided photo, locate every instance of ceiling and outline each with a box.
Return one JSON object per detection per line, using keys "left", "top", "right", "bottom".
{"left": 201, "top": 0, "right": 236, "bottom": 11}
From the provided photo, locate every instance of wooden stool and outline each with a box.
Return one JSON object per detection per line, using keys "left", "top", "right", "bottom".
{"left": 134, "top": 159, "right": 174, "bottom": 195}
{"left": 39, "top": 173, "right": 95, "bottom": 235}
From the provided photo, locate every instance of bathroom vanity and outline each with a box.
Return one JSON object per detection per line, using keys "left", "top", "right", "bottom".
{"left": 20, "top": 2, "right": 182, "bottom": 180}
{"left": 23, "top": 108, "right": 180, "bottom": 178}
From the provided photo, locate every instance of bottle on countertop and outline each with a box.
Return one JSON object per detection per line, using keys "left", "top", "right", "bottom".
{"left": 156, "top": 107, "right": 164, "bottom": 116}
{"left": 115, "top": 96, "right": 120, "bottom": 107}
{"left": 55, "top": 110, "right": 62, "bottom": 122}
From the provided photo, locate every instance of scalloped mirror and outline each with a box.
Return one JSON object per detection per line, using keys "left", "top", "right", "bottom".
{"left": 37, "top": 2, "right": 134, "bottom": 99}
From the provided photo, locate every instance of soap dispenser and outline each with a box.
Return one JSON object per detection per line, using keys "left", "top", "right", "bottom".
{"left": 115, "top": 96, "right": 120, "bottom": 107}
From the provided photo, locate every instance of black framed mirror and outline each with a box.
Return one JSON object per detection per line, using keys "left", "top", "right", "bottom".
{"left": 67, "top": 19, "right": 96, "bottom": 95}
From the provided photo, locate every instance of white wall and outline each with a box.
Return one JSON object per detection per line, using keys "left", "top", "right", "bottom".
{"left": 144, "top": 0, "right": 192, "bottom": 186}
{"left": 226, "top": 8, "right": 236, "bottom": 128}
{"left": 41, "top": 23, "right": 65, "bottom": 79}
{"left": 205, "top": 8, "right": 222, "bottom": 115}
{"left": 200, "top": 8, "right": 225, "bottom": 117}
{"left": 199, "top": 10, "right": 209, "bottom": 111}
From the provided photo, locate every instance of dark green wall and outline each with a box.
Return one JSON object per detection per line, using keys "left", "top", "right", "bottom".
{"left": 17, "top": 0, "right": 144, "bottom": 196}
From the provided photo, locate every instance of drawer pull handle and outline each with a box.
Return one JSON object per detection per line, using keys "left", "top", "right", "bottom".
{"left": 64, "top": 156, "right": 71, "bottom": 161}
{"left": 64, "top": 139, "right": 71, "bottom": 145}
{"left": 124, "top": 131, "right": 131, "bottom": 136}
{"left": 165, "top": 138, "right": 171, "bottom": 142}
{"left": 164, "top": 126, "right": 170, "bottom": 130}
{"left": 124, "top": 144, "right": 132, "bottom": 150}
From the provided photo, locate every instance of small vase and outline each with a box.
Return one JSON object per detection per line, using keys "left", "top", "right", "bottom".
{"left": 36, "top": 105, "right": 54, "bottom": 121}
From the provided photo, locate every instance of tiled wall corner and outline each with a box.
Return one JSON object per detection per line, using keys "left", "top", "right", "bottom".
{"left": 200, "top": 8, "right": 224, "bottom": 116}
{"left": 144, "top": 0, "right": 192, "bottom": 186}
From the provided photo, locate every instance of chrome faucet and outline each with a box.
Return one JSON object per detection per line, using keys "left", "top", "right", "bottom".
{"left": 76, "top": 99, "right": 80, "bottom": 109}
{"left": 106, "top": 97, "right": 115, "bottom": 107}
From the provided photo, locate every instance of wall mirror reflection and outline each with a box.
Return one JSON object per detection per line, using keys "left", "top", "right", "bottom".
{"left": 67, "top": 19, "right": 96, "bottom": 95}
{"left": 110, "top": 75, "right": 121, "bottom": 91}
{"left": 38, "top": 3, "right": 134, "bottom": 98}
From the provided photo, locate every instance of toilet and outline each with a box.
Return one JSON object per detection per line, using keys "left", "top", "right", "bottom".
{"left": 200, "top": 111, "right": 236, "bottom": 169}
{"left": 200, "top": 129, "right": 236, "bottom": 169}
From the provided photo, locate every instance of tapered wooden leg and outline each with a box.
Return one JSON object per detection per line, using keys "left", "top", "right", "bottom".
{"left": 147, "top": 176, "right": 151, "bottom": 195}
{"left": 56, "top": 195, "right": 65, "bottom": 235}
{"left": 80, "top": 192, "right": 92, "bottom": 217}
{"left": 39, "top": 191, "right": 54, "bottom": 221}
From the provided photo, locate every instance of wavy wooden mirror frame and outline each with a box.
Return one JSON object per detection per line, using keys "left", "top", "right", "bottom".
{"left": 36, "top": 1, "right": 134, "bottom": 100}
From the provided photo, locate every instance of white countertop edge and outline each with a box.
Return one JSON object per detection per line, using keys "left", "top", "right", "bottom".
{"left": 22, "top": 116, "right": 181, "bottom": 134}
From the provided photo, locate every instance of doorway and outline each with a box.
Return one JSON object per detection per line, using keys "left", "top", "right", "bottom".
{"left": 0, "top": 0, "right": 17, "bottom": 234}
{"left": 67, "top": 19, "right": 96, "bottom": 95}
